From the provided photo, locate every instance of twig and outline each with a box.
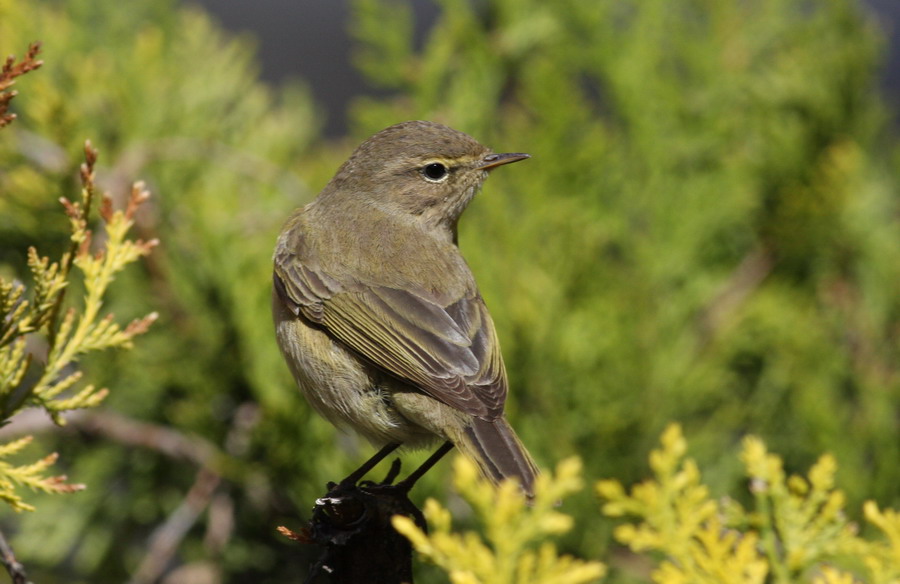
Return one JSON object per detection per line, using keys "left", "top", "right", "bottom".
{"left": 72, "top": 410, "right": 218, "bottom": 466}
{"left": 46, "top": 141, "right": 98, "bottom": 350}
{"left": 125, "top": 404, "right": 263, "bottom": 583}
{"left": 0, "top": 42, "right": 43, "bottom": 128}
{"left": 0, "top": 409, "right": 256, "bottom": 581}
{"left": 0, "top": 409, "right": 219, "bottom": 468}
{"left": 127, "top": 467, "right": 221, "bottom": 584}
{"left": 696, "top": 246, "right": 775, "bottom": 343}
{"left": 0, "top": 527, "right": 31, "bottom": 584}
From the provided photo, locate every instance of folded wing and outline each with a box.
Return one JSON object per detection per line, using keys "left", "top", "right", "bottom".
{"left": 274, "top": 245, "right": 507, "bottom": 420}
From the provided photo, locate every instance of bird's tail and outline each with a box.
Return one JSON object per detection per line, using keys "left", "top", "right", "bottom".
{"left": 453, "top": 416, "right": 539, "bottom": 499}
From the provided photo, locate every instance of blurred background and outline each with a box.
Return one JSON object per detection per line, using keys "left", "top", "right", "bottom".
{"left": 1, "top": 0, "right": 898, "bottom": 582}
{"left": 189, "top": 0, "right": 900, "bottom": 137}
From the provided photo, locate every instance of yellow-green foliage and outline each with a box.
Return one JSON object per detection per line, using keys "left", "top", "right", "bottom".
{"left": 0, "top": 437, "right": 83, "bottom": 513}
{"left": 0, "top": 129, "right": 156, "bottom": 510}
{"left": 23, "top": 163, "right": 158, "bottom": 424}
{"left": 859, "top": 502, "right": 900, "bottom": 582}
{"left": 598, "top": 425, "right": 769, "bottom": 584}
{"left": 1, "top": 0, "right": 898, "bottom": 581}
{"left": 349, "top": 0, "right": 900, "bottom": 516}
{"left": 393, "top": 456, "right": 606, "bottom": 584}
{"left": 0, "top": 2, "right": 322, "bottom": 576}
{"left": 598, "top": 425, "right": 900, "bottom": 583}
{"left": 396, "top": 428, "right": 899, "bottom": 584}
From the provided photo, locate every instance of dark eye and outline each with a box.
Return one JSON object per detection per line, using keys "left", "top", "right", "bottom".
{"left": 422, "top": 162, "right": 448, "bottom": 181}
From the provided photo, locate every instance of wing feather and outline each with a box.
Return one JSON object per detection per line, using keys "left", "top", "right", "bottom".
{"left": 273, "top": 239, "right": 506, "bottom": 419}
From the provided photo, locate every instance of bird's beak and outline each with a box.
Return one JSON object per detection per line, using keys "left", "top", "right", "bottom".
{"left": 478, "top": 152, "right": 530, "bottom": 170}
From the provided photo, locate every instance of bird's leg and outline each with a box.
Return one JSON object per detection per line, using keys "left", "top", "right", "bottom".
{"left": 336, "top": 442, "right": 401, "bottom": 487}
{"left": 396, "top": 441, "right": 455, "bottom": 492}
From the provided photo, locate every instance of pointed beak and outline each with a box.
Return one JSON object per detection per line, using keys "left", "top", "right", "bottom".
{"left": 478, "top": 152, "right": 530, "bottom": 171}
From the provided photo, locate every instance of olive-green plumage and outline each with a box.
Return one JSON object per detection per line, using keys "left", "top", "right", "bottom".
{"left": 272, "top": 120, "right": 538, "bottom": 496}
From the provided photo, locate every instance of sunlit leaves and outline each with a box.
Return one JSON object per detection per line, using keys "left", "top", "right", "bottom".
{"left": 599, "top": 425, "right": 900, "bottom": 584}
{"left": 0, "top": 141, "right": 156, "bottom": 510}
{"left": 393, "top": 456, "right": 606, "bottom": 584}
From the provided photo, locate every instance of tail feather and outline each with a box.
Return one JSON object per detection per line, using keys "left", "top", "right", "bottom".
{"left": 457, "top": 416, "right": 538, "bottom": 498}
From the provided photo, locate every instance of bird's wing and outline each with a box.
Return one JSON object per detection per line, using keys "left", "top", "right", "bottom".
{"left": 274, "top": 247, "right": 507, "bottom": 420}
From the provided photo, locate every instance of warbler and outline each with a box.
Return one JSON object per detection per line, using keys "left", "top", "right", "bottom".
{"left": 272, "top": 120, "right": 538, "bottom": 496}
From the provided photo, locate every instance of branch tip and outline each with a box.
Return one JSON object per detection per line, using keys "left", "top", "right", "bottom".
{"left": 83, "top": 140, "right": 98, "bottom": 168}
{"left": 99, "top": 194, "right": 114, "bottom": 223}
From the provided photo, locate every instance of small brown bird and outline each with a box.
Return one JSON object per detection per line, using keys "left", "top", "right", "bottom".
{"left": 272, "top": 120, "right": 538, "bottom": 496}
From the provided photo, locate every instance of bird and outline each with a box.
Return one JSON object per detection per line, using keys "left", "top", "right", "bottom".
{"left": 272, "top": 120, "right": 538, "bottom": 497}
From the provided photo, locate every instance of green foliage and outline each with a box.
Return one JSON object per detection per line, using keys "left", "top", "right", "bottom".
{"left": 1, "top": 0, "right": 898, "bottom": 581}
{"left": 598, "top": 424, "right": 900, "bottom": 583}
{"left": 598, "top": 425, "right": 769, "bottom": 584}
{"left": 0, "top": 42, "right": 155, "bottom": 513}
{"left": 19, "top": 161, "right": 158, "bottom": 425}
{"left": 0, "top": 437, "right": 81, "bottom": 512}
{"left": 1, "top": 0, "right": 326, "bottom": 580}
{"left": 399, "top": 427, "right": 899, "bottom": 584}
{"left": 351, "top": 0, "right": 899, "bottom": 509}
{"left": 393, "top": 456, "right": 606, "bottom": 584}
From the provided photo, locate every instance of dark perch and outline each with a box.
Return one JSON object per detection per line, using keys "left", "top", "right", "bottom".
{"left": 280, "top": 442, "right": 454, "bottom": 584}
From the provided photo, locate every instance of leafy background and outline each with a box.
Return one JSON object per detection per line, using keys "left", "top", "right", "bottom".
{"left": 0, "top": 0, "right": 898, "bottom": 582}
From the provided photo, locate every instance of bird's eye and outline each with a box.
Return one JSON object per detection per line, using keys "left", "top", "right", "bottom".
{"left": 421, "top": 162, "right": 448, "bottom": 182}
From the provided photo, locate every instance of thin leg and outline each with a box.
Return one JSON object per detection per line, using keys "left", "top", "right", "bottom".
{"left": 396, "top": 441, "right": 455, "bottom": 492}
{"left": 339, "top": 442, "right": 401, "bottom": 486}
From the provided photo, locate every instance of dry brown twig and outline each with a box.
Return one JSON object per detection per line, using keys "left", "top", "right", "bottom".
{"left": 0, "top": 42, "right": 42, "bottom": 128}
